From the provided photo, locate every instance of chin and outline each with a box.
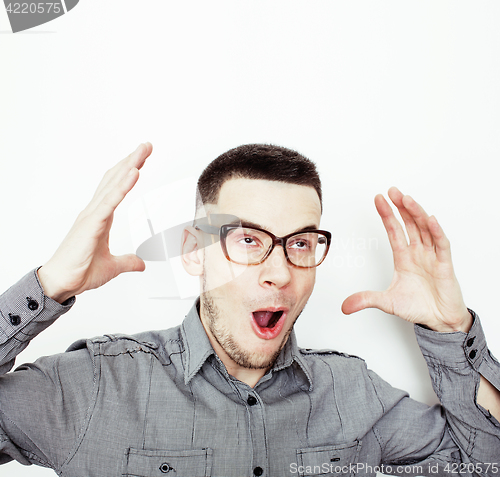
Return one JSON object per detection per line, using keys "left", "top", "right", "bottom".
{"left": 232, "top": 348, "right": 282, "bottom": 370}
{"left": 237, "top": 328, "right": 293, "bottom": 370}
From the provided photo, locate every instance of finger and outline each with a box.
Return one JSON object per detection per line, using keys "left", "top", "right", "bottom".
{"left": 428, "top": 215, "right": 452, "bottom": 263}
{"left": 113, "top": 253, "right": 146, "bottom": 275}
{"left": 400, "top": 194, "right": 434, "bottom": 249}
{"left": 108, "top": 142, "right": 153, "bottom": 180}
{"left": 387, "top": 187, "right": 422, "bottom": 245}
{"left": 99, "top": 142, "right": 152, "bottom": 195}
{"left": 91, "top": 143, "right": 153, "bottom": 209}
{"left": 132, "top": 142, "right": 153, "bottom": 171}
{"left": 374, "top": 194, "right": 408, "bottom": 253}
{"left": 341, "top": 290, "right": 387, "bottom": 315}
{"left": 85, "top": 167, "right": 140, "bottom": 226}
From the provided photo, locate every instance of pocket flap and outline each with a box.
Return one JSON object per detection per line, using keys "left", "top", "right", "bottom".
{"left": 124, "top": 447, "right": 213, "bottom": 477}
{"left": 296, "top": 441, "right": 361, "bottom": 476}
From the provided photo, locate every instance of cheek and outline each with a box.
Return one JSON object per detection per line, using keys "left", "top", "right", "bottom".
{"left": 294, "top": 271, "right": 316, "bottom": 301}
{"left": 203, "top": 248, "right": 250, "bottom": 294}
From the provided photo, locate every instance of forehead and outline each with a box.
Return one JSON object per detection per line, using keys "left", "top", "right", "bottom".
{"left": 209, "top": 178, "right": 322, "bottom": 235}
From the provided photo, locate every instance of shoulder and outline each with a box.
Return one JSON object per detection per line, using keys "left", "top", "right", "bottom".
{"left": 297, "top": 347, "right": 409, "bottom": 415}
{"left": 298, "top": 346, "right": 365, "bottom": 363}
{"left": 66, "top": 326, "right": 184, "bottom": 359}
{"left": 297, "top": 346, "right": 370, "bottom": 382}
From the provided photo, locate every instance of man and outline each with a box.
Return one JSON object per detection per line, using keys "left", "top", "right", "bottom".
{"left": 0, "top": 143, "right": 498, "bottom": 476}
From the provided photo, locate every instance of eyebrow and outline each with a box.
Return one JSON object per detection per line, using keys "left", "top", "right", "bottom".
{"left": 232, "top": 218, "right": 320, "bottom": 235}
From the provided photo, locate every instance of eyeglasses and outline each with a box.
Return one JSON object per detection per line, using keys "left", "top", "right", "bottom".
{"left": 195, "top": 222, "right": 331, "bottom": 268}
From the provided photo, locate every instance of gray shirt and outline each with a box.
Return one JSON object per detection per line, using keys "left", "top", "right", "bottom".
{"left": 0, "top": 269, "right": 499, "bottom": 476}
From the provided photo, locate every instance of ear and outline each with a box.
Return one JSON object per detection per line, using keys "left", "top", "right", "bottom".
{"left": 181, "top": 226, "right": 204, "bottom": 276}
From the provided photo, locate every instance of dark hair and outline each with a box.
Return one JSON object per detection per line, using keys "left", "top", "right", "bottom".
{"left": 196, "top": 144, "right": 322, "bottom": 211}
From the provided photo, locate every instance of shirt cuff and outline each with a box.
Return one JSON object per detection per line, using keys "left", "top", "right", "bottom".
{"left": 415, "top": 309, "right": 500, "bottom": 428}
{"left": 414, "top": 309, "right": 487, "bottom": 371}
{"left": 0, "top": 267, "right": 75, "bottom": 345}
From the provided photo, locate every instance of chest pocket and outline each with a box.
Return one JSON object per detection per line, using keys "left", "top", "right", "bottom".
{"left": 123, "top": 448, "right": 213, "bottom": 477}
{"left": 295, "top": 441, "right": 361, "bottom": 477}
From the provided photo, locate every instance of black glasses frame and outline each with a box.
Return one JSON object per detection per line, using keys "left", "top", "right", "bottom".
{"left": 195, "top": 223, "right": 332, "bottom": 268}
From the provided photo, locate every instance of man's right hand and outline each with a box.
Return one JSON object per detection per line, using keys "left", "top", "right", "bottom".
{"left": 37, "top": 143, "right": 153, "bottom": 304}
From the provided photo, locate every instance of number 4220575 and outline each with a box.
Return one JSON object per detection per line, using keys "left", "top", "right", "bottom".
{"left": 6, "top": 3, "right": 62, "bottom": 14}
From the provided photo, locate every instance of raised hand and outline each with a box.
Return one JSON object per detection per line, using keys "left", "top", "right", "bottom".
{"left": 37, "top": 143, "right": 153, "bottom": 304}
{"left": 341, "top": 187, "right": 472, "bottom": 333}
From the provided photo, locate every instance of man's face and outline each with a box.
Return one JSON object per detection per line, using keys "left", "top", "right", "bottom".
{"left": 199, "top": 177, "right": 322, "bottom": 372}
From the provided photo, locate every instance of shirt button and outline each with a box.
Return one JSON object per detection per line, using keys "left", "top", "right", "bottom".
{"left": 159, "top": 463, "right": 174, "bottom": 473}
{"left": 26, "top": 298, "right": 39, "bottom": 311}
{"left": 466, "top": 337, "right": 475, "bottom": 347}
{"left": 247, "top": 395, "right": 257, "bottom": 406}
{"left": 9, "top": 314, "right": 21, "bottom": 326}
{"left": 253, "top": 466, "right": 264, "bottom": 476}
{"left": 469, "top": 349, "right": 477, "bottom": 360}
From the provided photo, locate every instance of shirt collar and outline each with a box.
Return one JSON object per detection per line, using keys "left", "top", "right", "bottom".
{"left": 272, "top": 331, "right": 314, "bottom": 391}
{"left": 181, "top": 298, "right": 314, "bottom": 391}
{"left": 181, "top": 298, "right": 216, "bottom": 385}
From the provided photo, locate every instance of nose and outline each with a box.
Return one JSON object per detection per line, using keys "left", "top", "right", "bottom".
{"left": 259, "top": 245, "right": 292, "bottom": 289}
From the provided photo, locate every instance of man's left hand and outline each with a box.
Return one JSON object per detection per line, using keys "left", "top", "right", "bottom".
{"left": 342, "top": 187, "right": 472, "bottom": 333}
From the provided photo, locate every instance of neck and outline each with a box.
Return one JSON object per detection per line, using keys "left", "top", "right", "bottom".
{"left": 210, "top": 338, "right": 268, "bottom": 388}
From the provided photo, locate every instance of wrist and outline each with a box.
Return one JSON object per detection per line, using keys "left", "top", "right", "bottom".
{"left": 429, "top": 309, "right": 473, "bottom": 333}
{"left": 37, "top": 266, "right": 75, "bottom": 305}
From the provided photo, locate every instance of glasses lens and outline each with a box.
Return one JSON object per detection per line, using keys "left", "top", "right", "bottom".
{"left": 225, "top": 227, "right": 273, "bottom": 265}
{"left": 286, "top": 232, "right": 329, "bottom": 267}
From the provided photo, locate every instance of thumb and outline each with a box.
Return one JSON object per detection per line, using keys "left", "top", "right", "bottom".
{"left": 114, "top": 253, "right": 146, "bottom": 275}
{"left": 341, "top": 290, "right": 385, "bottom": 315}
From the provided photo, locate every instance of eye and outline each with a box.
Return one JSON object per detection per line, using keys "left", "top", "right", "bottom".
{"left": 231, "top": 232, "right": 263, "bottom": 248}
{"left": 289, "top": 239, "right": 311, "bottom": 250}
{"left": 226, "top": 227, "right": 269, "bottom": 251}
{"left": 241, "top": 236, "right": 258, "bottom": 245}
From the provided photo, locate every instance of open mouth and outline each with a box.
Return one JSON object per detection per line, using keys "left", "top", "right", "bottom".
{"left": 251, "top": 309, "right": 287, "bottom": 339}
{"left": 253, "top": 310, "right": 283, "bottom": 329}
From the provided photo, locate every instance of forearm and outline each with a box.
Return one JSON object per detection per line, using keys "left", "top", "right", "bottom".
{"left": 478, "top": 375, "right": 500, "bottom": 423}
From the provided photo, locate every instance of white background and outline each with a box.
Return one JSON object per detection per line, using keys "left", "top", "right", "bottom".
{"left": 1, "top": 2, "right": 499, "bottom": 476}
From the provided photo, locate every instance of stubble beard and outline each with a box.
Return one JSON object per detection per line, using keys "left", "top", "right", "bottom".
{"left": 201, "top": 276, "right": 301, "bottom": 370}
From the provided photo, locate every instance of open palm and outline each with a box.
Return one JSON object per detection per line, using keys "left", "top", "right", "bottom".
{"left": 342, "top": 187, "right": 472, "bottom": 333}
{"left": 37, "top": 143, "right": 153, "bottom": 304}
